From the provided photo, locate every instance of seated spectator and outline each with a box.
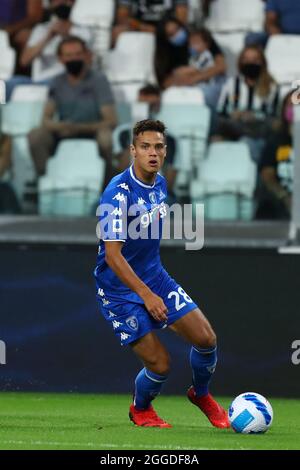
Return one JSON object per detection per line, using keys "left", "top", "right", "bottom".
{"left": 214, "top": 45, "right": 280, "bottom": 162}
{"left": 247, "top": 0, "right": 300, "bottom": 47}
{"left": 256, "top": 91, "right": 294, "bottom": 220}
{"left": 165, "top": 27, "right": 226, "bottom": 107}
{"left": 28, "top": 36, "right": 117, "bottom": 189}
{"left": 20, "top": 0, "right": 92, "bottom": 78}
{"left": 113, "top": 0, "right": 188, "bottom": 44}
{"left": 0, "top": 0, "right": 43, "bottom": 73}
{"left": 155, "top": 17, "right": 189, "bottom": 88}
{"left": 116, "top": 84, "right": 179, "bottom": 203}
{"left": 0, "top": 135, "right": 21, "bottom": 214}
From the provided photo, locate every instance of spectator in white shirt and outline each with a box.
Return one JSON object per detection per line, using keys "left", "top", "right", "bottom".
{"left": 20, "top": 0, "right": 92, "bottom": 80}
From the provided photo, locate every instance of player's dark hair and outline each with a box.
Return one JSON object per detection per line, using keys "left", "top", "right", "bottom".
{"left": 57, "top": 36, "right": 88, "bottom": 56}
{"left": 132, "top": 119, "right": 166, "bottom": 145}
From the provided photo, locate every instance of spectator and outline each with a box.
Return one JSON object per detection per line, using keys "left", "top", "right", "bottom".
{"left": 166, "top": 27, "right": 226, "bottom": 107}
{"left": 155, "top": 17, "right": 189, "bottom": 88}
{"left": 0, "top": 0, "right": 43, "bottom": 72}
{"left": 113, "top": 0, "right": 188, "bottom": 43}
{"left": 20, "top": 0, "right": 92, "bottom": 80}
{"left": 0, "top": 135, "right": 20, "bottom": 214}
{"left": 115, "top": 84, "right": 179, "bottom": 202}
{"left": 247, "top": 0, "right": 300, "bottom": 47}
{"left": 28, "top": 36, "right": 117, "bottom": 189}
{"left": 215, "top": 45, "right": 280, "bottom": 162}
{"left": 256, "top": 91, "right": 294, "bottom": 220}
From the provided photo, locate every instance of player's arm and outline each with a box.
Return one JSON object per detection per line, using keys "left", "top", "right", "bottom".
{"left": 105, "top": 241, "right": 168, "bottom": 322}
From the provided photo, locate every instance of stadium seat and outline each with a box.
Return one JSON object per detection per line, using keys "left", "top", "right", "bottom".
{"left": 112, "top": 123, "right": 131, "bottom": 154}
{"left": 213, "top": 33, "right": 246, "bottom": 77}
{"left": 0, "top": 30, "right": 9, "bottom": 49}
{"left": 191, "top": 141, "right": 256, "bottom": 220}
{"left": 1, "top": 102, "right": 45, "bottom": 136}
{"left": 38, "top": 139, "right": 105, "bottom": 216}
{"left": 105, "top": 32, "right": 156, "bottom": 85}
{"left": 0, "top": 47, "right": 16, "bottom": 80}
{"left": 206, "top": 0, "right": 264, "bottom": 32}
{"left": 156, "top": 104, "right": 211, "bottom": 196}
{"left": 265, "top": 35, "right": 300, "bottom": 85}
{"left": 71, "top": 0, "right": 115, "bottom": 59}
{"left": 116, "top": 103, "right": 132, "bottom": 126}
{"left": 11, "top": 85, "right": 49, "bottom": 102}
{"left": 162, "top": 86, "right": 205, "bottom": 105}
{"left": 111, "top": 83, "right": 143, "bottom": 103}
{"left": 11, "top": 137, "right": 36, "bottom": 202}
{"left": 32, "top": 56, "right": 64, "bottom": 82}
{"left": 71, "top": 0, "right": 114, "bottom": 26}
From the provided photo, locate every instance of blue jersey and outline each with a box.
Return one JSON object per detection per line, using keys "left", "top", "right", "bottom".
{"left": 94, "top": 165, "right": 168, "bottom": 302}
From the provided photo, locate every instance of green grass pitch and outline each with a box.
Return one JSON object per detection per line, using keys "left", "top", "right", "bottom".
{"left": 0, "top": 393, "right": 299, "bottom": 450}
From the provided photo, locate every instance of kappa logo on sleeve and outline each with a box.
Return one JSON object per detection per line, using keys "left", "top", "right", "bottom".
{"left": 113, "top": 193, "right": 126, "bottom": 203}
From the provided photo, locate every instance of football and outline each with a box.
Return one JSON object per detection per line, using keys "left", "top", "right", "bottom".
{"left": 228, "top": 392, "right": 273, "bottom": 434}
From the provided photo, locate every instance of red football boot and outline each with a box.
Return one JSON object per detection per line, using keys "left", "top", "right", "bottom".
{"left": 187, "top": 386, "right": 230, "bottom": 429}
{"left": 129, "top": 404, "right": 172, "bottom": 428}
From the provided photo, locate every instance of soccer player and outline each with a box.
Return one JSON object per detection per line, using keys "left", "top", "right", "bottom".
{"left": 94, "top": 120, "right": 230, "bottom": 429}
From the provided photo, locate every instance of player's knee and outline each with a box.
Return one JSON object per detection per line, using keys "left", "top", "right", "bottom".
{"left": 146, "top": 352, "right": 171, "bottom": 376}
{"left": 197, "top": 329, "right": 217, "bottom": 350}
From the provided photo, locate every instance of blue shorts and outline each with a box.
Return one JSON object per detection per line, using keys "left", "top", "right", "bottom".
{"left": 96, "top": 269, "right": 198, "bottom": 346}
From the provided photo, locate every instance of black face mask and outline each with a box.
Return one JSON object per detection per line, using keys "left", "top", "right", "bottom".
{"left": 65, "top": 60, "right": 85, "bottom": 77}
{"left": 240, "top": 63, "right": 263, "bottom": 80}
{"left": 53, "top": 4, "right": 72, "bottom": 20}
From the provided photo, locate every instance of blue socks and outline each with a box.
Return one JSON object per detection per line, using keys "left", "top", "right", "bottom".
{"left": 190, "top": 345, "right": 217, "bottom": 397}
{"left": 134, "top": 368, "right": 168, "bottom": 410}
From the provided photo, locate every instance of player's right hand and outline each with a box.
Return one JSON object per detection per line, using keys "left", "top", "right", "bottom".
{"left": 143, "top": 292, "right": 168, "bottom": 322}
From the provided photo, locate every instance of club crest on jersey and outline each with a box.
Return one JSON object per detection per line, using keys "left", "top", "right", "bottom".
{"left": 126, "top": 316, "right": 138, "bottom": 331}
{"left": 149, "top": 192, "right": 157, "bottom": 205}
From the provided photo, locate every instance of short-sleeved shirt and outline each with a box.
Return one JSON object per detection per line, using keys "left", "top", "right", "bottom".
{"left": 118, "top": 0, "right": 188, "bottom": 24}
{"left": 266, "top": 0, "right": 300, "bottom": 34}
{"left": 94, "top": 165, "right": 168, "bottom": 300}
{"left": 189, "top": 39, "right": 223, "bottom": 73}
{"left": 27, "top": 19, "right": 92, "bottom": 80}
{"left": 49, "top": 69, "right": 114, "bottom": 123}
{"left": 218, "top": 75, "right": 280, "bottom": 118}
{"left": 0, "top": 0, "right": 27, "bottom": 26}
{"left": 259, "top": 132, "right": 294, "bottom": 193}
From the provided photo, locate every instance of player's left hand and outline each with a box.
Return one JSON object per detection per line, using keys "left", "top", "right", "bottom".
{"left": 142, "top": 291, "right": 168, "bottom": 322}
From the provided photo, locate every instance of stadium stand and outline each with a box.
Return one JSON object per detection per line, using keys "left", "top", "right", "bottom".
{"left": 191, "top": 141, "right": 256, "bottom": 220}
{"left": 38, "top": 139, "right": 105, "bottom": 216}
{"left": 205, "top": 0, "right": 265, "bottom": 33}
{"left": 265, "top": 35, "right": 300, "bottom": 85}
